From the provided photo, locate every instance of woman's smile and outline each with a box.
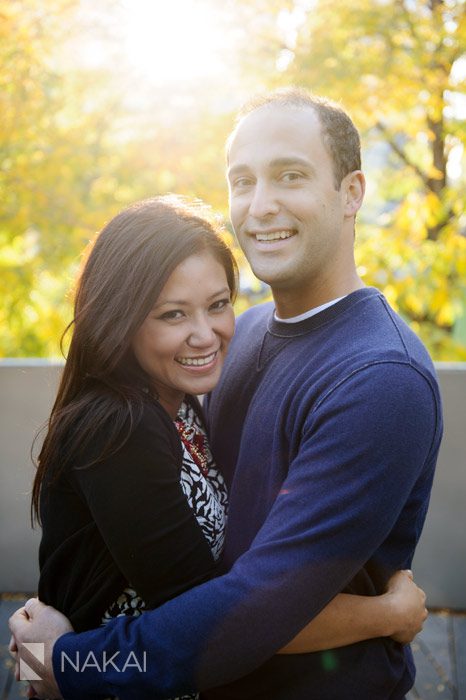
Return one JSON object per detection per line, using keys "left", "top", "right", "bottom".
{"left": 132, "top": 251, "right": 235, "bottom": 417}
{"left": 176, "top": 350, "right": 219, "bottom": 368}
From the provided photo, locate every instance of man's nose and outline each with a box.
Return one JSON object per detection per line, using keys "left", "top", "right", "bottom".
{"left": 248, "top": 181, "right": 280, "bottom": 219}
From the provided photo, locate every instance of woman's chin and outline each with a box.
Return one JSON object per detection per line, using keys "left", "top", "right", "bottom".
{"left": 183, "top": 374, "right": 221, "bottom": 397}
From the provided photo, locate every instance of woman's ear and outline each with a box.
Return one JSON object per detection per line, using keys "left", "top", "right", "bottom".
{"left": 343, "top": 171, "right": 365, "bottom": 218}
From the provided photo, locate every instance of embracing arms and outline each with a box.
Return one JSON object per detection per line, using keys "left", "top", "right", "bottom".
{"left": 9, "top": 569, "right": 427, "bottom": 698}
{"left": 10, "top": 364, "right": 439, "bottom": 699}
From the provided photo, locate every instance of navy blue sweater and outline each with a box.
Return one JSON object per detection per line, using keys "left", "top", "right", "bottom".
{"left": 54, "top": 288, "right": 442, "bottom": 700}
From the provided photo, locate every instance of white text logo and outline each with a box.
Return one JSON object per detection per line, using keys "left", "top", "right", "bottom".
{"left": 60, "top": 651, "right": 147, "bottom": 673}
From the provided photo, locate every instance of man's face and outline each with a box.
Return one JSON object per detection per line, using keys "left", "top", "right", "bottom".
{"left": 227, "top": 105, "right": 350, "bottom": 295}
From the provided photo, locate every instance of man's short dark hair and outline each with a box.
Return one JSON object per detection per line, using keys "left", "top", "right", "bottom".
{"left": 230, "top": 87, "right": 361, "bottom": 189}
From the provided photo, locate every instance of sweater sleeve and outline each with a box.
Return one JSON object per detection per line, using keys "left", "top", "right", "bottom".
{"left": 53, "top": 362, "right": 441, "bottom": 700}
{"left": 68, "top": 402, "right": 217, "bottom": 609}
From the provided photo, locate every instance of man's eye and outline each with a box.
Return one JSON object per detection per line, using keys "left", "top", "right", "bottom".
{"left": 232, "top": 177, "right": 253, "bottom": 188}
{"left": 281, "top": 172, "right": 302, "bottom": 182}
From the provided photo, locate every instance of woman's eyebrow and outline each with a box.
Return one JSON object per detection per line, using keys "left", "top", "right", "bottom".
{"left": 154, "top": 287, "right": 230, "bottom": 309}
{"left": 153, "top": 299, "right": 190, "bottom": 309}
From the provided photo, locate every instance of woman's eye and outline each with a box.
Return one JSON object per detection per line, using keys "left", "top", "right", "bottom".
{"left": 158, "top": 310, "right": 184, "bottom": 321}
{"left": 210, "top": 298, "right": 230, "bottom": 312}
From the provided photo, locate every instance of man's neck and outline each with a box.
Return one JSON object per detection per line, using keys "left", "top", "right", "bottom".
{"left": 273, "top": 276, "right": 365, "bottom": 319}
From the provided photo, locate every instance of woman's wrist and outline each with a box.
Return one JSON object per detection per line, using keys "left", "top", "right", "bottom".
{"left": 377, "top": 592, "right": 398, "bottom": 638}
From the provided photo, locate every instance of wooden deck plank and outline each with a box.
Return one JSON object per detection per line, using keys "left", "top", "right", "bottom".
{"left": 0, "top": 597, "right": 29, "bottom": 700}
{"left": 410, "top": 637, "right": 455, "bottom": 699}
{"left": 420, "top": 612, "right": 455, "bottom": 686}
{"left": 452, "top": 615, "right": 466, "bottom": 700}
{"left": 1, "top": 598, "right": 465, "bottom": 699}
{"left": 0, "top": 598, "right": 19, "bottom": 697}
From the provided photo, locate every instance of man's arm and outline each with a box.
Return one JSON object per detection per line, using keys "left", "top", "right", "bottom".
{"left": 9, "top": 569, "right": 427, "bottom": 699}
{"left": 12, "top": 363, "right": 441, "bottom": 700}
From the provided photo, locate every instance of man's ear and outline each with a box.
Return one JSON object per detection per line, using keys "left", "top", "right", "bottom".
{"left": 343, "top": 171, "right": 365, "bottom": 218}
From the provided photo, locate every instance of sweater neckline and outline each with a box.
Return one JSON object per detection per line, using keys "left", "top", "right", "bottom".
{"left": 267, "top": 287, "right": 381, "bottom": 338}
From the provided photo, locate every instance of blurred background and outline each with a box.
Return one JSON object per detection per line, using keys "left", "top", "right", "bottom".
{"left": 1, "top": 0, "right": 465, "bottom": 360}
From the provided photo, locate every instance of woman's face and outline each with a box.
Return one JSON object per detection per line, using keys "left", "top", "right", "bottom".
{"left": 132, "top": 250, "right": 235, "bottom": 417}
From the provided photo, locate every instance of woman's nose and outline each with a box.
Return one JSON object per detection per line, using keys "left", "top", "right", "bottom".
{"left": 187, "top": 317, "right": 217, "bottom": 347}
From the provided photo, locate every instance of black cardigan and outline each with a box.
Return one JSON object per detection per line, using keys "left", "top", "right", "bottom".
{"left": 38, "top": 397, "right": 218, "bottom": 632}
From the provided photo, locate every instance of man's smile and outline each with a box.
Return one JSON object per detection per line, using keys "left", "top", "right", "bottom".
{"left": 252, "top": 229, "right": 297, "bottom": 242}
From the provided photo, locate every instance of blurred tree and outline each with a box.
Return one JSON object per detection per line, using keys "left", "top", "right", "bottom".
{"left": 2, "top": 0, "right": 464, "bottom": 359}
{"left": 0, "top": 0, "right": 245, "bottom": 356}
{"left": 0, "top": 0, "right": 128, "bottom": 355}
{"left": 231, "top": 0, "right": 466, "bottom": 358}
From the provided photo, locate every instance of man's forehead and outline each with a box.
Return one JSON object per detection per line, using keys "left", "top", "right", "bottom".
{"left": 227, "top": 104, "right": 323, "bottom": 166}
{"left": 237, "top": 103, "right": 319, "bottom": 134}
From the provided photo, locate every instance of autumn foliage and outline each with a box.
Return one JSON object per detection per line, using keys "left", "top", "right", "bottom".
{"left": 1, "top": 0, "right": 465, "bottom": 359}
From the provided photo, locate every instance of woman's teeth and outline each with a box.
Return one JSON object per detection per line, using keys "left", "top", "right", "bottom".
{"left": 177, "top": 352, "right": 216, "bottom": 367}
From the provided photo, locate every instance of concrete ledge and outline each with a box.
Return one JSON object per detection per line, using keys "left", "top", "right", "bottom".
{"left": 412, "top": 364, "right": 466, "bottom": 610}
{"left": 1, "top": 361, "right": 465, "bottom": 609}
{"left": 0, "top": 362, "right": 62, "bottom": 592}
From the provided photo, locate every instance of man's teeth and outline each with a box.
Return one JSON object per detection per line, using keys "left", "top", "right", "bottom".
{"left": 177, "top": 352, "right": 216, "bottom": 367}
{"left": 255, "top": 231, "right": 293, "bottom": 241}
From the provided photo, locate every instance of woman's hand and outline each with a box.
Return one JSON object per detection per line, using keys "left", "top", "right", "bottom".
{"left": 384, "top": 569, "right": 428, "bottom": 644}
{"left": 8, "top": 598, "right": 73, "bottom": 699}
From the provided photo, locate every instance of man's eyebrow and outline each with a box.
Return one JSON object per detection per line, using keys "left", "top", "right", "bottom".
{"left": 227, "top": 164, "right": 249, "bottom": 179}
{"left": 269, "top": 157, "right": 315, "bottom": 171}
{"left": 228, "top": 157, "right": 315, "bottom": 179}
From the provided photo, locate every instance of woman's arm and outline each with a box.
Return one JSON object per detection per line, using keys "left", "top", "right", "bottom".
{"left": 69, "top": 402, "right": 218, "bottom": 609}
{"left": 279, "top": 570, "right": 427, "bottom": 653}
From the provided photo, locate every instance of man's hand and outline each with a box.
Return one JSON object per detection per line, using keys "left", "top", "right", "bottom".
{"left": 385, "top": 570, "right": 428, "bottom": 644}
{"left": 8, "top": 598, "right": 73, "bottom": 699}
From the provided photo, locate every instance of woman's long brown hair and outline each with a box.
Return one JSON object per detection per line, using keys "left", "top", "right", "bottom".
{"left": 31, "top": 195, "right": 238, "bottom": 525}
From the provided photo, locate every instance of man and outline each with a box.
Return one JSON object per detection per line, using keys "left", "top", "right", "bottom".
{"left": 10, "top": 88, "right": 442, "bottom": 699}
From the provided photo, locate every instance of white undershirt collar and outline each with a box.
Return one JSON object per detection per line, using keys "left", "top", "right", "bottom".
{"left": 274, "top": 296, "right": 347, "bottom": 324}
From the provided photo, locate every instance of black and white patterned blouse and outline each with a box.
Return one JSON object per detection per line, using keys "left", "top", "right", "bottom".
{"left": 102, "top": 398, "right": 228, "bottom": 700}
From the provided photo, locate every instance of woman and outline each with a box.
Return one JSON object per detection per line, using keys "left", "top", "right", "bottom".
{"left": 30, "top": 196, "right": 425, "bottom": 698}
{"left": 33, "top": 196, "right": 236, "bottom": 640}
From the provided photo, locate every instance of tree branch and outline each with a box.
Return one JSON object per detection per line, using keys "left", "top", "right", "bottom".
{"left": 395, "top": 0, "right": 421, "bottom": 46}
{"left": 374, "top": 121, "right": 431, "bottom": 190}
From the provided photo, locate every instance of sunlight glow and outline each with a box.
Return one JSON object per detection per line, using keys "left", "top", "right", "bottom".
{"left": 121, "top": 0, "right": 229, "bottom": 85}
